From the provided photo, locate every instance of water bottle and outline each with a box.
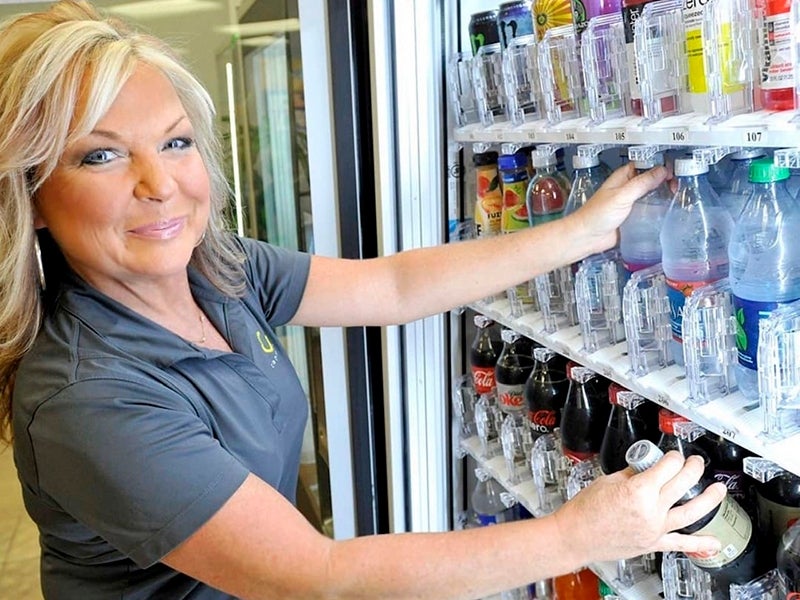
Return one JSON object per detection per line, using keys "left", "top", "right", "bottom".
{"left": 564, "top": 153, "right": 608, "bottom": 218}
{"left": 660, "top": 158, "right": 733, "bottom": 366}
{"left": 716, "top": 149, "right": 765, "bottom": 219}
{"left": 471, "top": 469, "right": 514, "bottom": 525}
{"left": 729, "top": 157, "right": 800, "bottom": 401}
{"left": 619, "top": 153, "right": 671, "bottom": 276}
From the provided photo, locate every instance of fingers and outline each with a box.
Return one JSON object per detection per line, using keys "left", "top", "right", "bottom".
{"left": 600, "top": 162, "right": 637, "bottom": 188}
{"left": 658, "top": 532, "right": 723, "bottom": 556}
{"left": 631, "top": 450, "right": 687, "bottom": 490}
{"left": 659, "top": 454, "right": 706, "bottom": 506}
{"left": 664, "top": 482, "right": 727, "bottom": 533}
{"left": 616, "top": 165, "right": 668, "bottom": 198}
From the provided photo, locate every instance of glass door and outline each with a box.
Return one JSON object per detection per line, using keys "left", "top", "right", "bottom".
{"left": 216, "top": 4, "right": 332, "bottom": 536}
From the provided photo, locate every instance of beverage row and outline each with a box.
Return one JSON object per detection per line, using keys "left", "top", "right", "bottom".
{"left": 453, "top": 0, "right": 796, "bottom": 129}
{"left": 469, "top": 144, "right": 800, "bottom": 436}
{"left": 455, "top": 316, "right": 800, "bottom": 597}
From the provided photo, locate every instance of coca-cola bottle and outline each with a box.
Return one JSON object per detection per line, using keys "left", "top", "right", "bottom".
{"left": 656, "top": 409, "right": 710, "bottom": 467}
{"left": 778, "top": 521, "right": 800, "bottom": 598}
{"left": 524, "top": 348, "right": 569, "bottom": 438}
{"left": 755, "top": 468, "right": 800, "bottom": 572}
{"left": 470, "top": 315, "right": 499, "bottom": 396}
{"left": 627, "top": 440, "right": 760, "bottom": 592}
{"left": 599, "top": 383, "right": 650, "bottom": 475}
{"left": 495, "top": 329, "right": 536, "bottom": 415}
{"left": 560, "top": 365, "right": 611, "bottom": 464}
{"left": 698, "top": 434, "right": 755, "bottom": 517}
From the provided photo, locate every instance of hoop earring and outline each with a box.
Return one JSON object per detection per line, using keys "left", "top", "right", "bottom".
{"left": 194, "top": 230, "right": 206, "bottom": 248}
{"left": 34, "top": 236, "right": 46, "bottom": 291}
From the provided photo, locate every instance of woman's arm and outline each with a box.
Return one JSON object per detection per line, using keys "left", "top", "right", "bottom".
{"left": 162, "top": 451, "right": 723, "bottom": 600}
{"left": 290, "top": 164, "right": 668, "bottom": 327}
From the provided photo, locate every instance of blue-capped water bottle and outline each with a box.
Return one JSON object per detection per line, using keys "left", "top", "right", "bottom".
{"left": 563, "top": 153, "right": 608, "bottom": 219}
{"left": 729, "top": 157, "right": 800, "bottom": 401}
{"left": 619, "top": 153, "right": 671, "bottom": 276}
{"left": 661, "top": 158, "right": 733, "bottom": 366}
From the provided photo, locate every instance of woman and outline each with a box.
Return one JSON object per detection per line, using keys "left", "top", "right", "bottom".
{"left": 0, "top": 2, "right": 724, "bottom": 599}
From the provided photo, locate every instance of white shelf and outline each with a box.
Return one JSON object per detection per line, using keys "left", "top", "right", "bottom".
{"left": 460, "top": 436, "right": 663, "bottom": 600}
{"left": 469, "top": 298, "right": 800, "bottom": 478}
{"left": 454, "top": 111, "right": 800, "bottom": 149}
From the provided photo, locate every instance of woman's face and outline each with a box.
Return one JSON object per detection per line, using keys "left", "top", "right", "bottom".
{"left": 34, "top": 63, "right": 211, "bottom": 294}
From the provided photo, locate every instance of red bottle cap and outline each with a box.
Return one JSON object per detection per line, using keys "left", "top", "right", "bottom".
{"left": 566, "top": 361, "right": 578, "bottom": 380}
{"left": 658, "top": 408, "right": 689, "bottom": 435}
{"left": 608, "top": 382, "right": 627, "bottom": 405}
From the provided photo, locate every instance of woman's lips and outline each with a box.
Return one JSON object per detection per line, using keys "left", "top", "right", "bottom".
{"left": 129, "top": 217, "right": 186, "bottom": 239}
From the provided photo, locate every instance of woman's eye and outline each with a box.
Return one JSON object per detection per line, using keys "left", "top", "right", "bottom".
{"left": 81, "top": 149, "right": 118, "bottom": 165}
{"left": 164, "top": 137, "right": 194, "bottom": 151}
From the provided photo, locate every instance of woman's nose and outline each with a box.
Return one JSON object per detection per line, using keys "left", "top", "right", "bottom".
{"left": 133, "top": 154, "right": 178, "bottom": 201}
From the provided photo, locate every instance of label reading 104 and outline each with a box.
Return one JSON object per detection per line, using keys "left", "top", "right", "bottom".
{"left": 565, "top": 131, "right": 577, "bottom": 141}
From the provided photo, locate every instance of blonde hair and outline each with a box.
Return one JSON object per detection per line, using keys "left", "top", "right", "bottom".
{"left": 0, "top": 0, "right": 245, "bottom": 442}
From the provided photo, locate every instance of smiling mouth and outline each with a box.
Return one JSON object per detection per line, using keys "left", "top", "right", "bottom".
{"left": 129, "top": 217, "right": 186, "bottom": 239}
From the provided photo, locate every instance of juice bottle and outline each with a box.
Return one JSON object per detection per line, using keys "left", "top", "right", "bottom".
{"left": 760, "top": 0, "right": 796, "bottom": 110}
{"left": 473, "top": 151, "right": 503, "bottom": 238}
{"left": 499, "top": 152, "right": 535, "bottom": 307}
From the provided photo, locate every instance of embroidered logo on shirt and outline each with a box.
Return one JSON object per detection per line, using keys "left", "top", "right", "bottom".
{"left": 256, "top": 330, "right": 278, "bottom": 368}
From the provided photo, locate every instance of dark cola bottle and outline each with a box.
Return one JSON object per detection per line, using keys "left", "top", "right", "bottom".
{"left": 495, "top": 329, "right": 536, "bottom": 416}
{"left": 777, "top": 521, "right": 800, "bottom": 598}
{"left": 754, "top": 466, "right": 800, "bottom": 572}
{"left": 470, "top": 315, "right": 499, "bottom": 396}
{"left": 524, "top": 348, "right": 569, "bottom": 439}
{"left": 698, "top": 434, "right": 756, "bottom": 518}
{"left": 627, "top": 440, "right": 760, "bottom": 592}
{"left": 599, "top": 383, "right": 650, "bottom": 475}
{"left": 560, "top": 364, "right": 611, "bottom": 465}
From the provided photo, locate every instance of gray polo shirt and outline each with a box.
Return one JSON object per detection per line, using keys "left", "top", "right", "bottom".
{"left": 13, "top": 237, "right": 311, "bottom": 599}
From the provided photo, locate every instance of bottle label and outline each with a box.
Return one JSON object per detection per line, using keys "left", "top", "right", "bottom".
{"left": 757, "top": 493, "right": 800, "bottom": 541}
{"left": 710, "top": 469, "right": 746, "bottom": 503}
{"left": 732, "top": 296, "right": 785, "bottom": 371}
{"left": 684, "top": 0, "right": 707, "bottom": 94}
{"left": 622, "top": 5, "right": 643, "bottom": 101}
{"left": 665, "top": 278, "right": 712, "bottom": 343}
{"left": 497, "top": 382, "right": 526, "bottom": 412}
{"left": 761, "top": 12, "right": 796, "bottom": 91}
{"left": 563, "top": 449, "right": 596, "bottom": 465}
{"left": 472, "top": 366, "right": 496, "bottom": 395}
{"left": 528, "top": 409, "right": 558, "bottom": 434}
{"left": 475, "top": 164, "right": 502, "bottom": 238}
{"left": 685, "top": 496, "right": 752, "bottom": 568}
{"left": 501, "top": 179, "right": 530, "bottom": 234}
{"left": 476, "top": 511, "right": 503, "bottom": 526}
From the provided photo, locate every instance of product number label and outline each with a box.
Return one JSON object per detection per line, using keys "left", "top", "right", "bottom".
{"left": 671, "top": 129, "right": 689, "bottom": 142}
{"left": 743, "top": 129, "right": 765, "bottom": 144}
{"left": 614, "top": 131, "right": 627, "bottom": 142}
{"left": 565, "top": 131, "right": 577, "bottom": 142}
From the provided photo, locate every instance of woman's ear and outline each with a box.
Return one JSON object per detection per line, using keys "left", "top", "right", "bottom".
{"left": 32, "top": 205, "right": 46, "bottom": 230}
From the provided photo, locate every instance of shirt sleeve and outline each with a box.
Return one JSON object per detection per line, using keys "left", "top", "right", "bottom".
{"left": 236, "top": 237, "right": 311, "bottom": 327}
{"left": 24, "top": 376, "right": 250, "bottom": 568}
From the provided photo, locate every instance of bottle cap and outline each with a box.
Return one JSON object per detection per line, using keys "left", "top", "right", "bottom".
{"left": 730, "top": 149, "right": 766, "bottom": 161}
{"left": 749, "top": 156, "right": 790, "bottom": 183}
{"left": 501, "top": 328, "right": 520, "bottom": 344}
{"left": 471, "top": 9, "right": 498, "bottom": 20}
{"left": 571, "top": 366, "right": 597, "bottom": 384}
{"left": 498, "top": 152, "right": 528, "bottom": 171}
{"left": 531, "top": 149, "right": 557, "bottom": 168}
{"left": 633, "top": 153, "right": 664, "bottom": 170}
{"left": 626, "top": 439, "right": 664, "bottom": 473}
{"left": 473, "top": 151, "right": 499, "bottom": 167}
{"left": 658, "top": 408, "right": 689, "bottom": 435}
{"left": 474, "top": 315, "right": 493, "bottom": 328}
{"left": 608, "top": 382, "right": 626, "bottom": 405}
{"left": 674, "top": 158, "right": 708, "bottom": 177}
{"left": 566, "top": 361, "right": 579, "bottom": 379}
{"left": 533, "top": 347, "right": 556, "bottom": 362}
{"left": 572, "top": 154, "right": 600, "bottom": 169}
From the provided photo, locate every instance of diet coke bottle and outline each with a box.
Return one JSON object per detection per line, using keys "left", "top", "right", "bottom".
{"left": 495, "top": 329, "right": 536, "bottom": 415}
